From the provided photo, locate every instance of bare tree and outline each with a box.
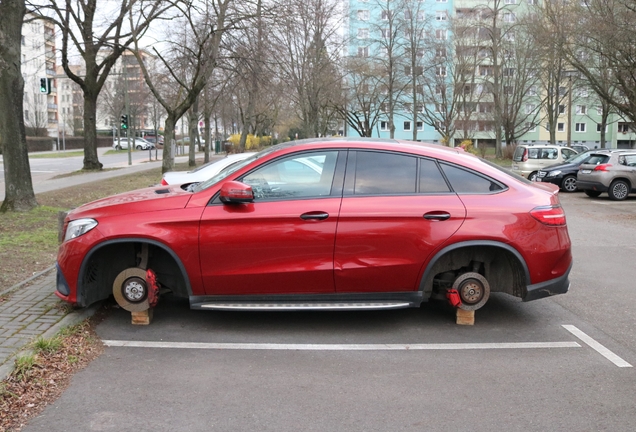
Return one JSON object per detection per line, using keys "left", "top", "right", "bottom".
{"left": 31, "top": 0, "right": 169, "bottom": 170}
{"left": 132, "top": 0, "right": 237, "bottom": 173}
{"left": 334, "top": 58, "right": 387, "bottom": 137}
{"left": 0, "top": 0, "right": 38, "bottom": 212}
{"left": 272, "top": 0, "right": 343, "bottom": 138}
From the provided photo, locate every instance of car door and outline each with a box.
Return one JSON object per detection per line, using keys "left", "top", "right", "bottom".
{"left": 199, "top": 150, "right": 345, "bottom": 295}
{"left": 334, "top": 151, "right": 466, "bottom": 293}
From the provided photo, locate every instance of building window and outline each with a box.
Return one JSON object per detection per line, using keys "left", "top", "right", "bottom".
{"left": 436, "top": 47, "right": 446, "bottom": 58}
{"left": 357, "top": 28, "right": 369, "bottom": 39}
{"left": 505, "top": 0, "right": 517, "bottom": 3}
{"left": 525, "top": 104, "right": 536, "bottom": 114}
{"left": 577, "top": 88, "right": 589, "bottom": 97}
{"left": 597, "top": 124, "right": 607, "bottom": 133}
{"left": 417, "top": 11, "right": 425, "bottom": 21}
{"left": 436, "top": 11, "right": 447, "bottom": 20}
{"left": 381, "top": 10, "right": 392, "bottom": 20}
{"left": 435, "top": 29, "right": 447, "bottom": 40}
{"left": 358, "top": 46, "right": 369, "bottom": 57}
{"left": 404, "top": 121, "right": 412, "bottom": 131}
{"left": 437, "top": 0, "right": 448, "bottom": 3}
{"left": 528, "top": 86, "right": 537, "bottom": 96}
{"left": 380, "top": 121, "right": 389, "bottom": 131}
{"left": 436, "top": 66, "right": 446, "bottom": 76}
{"left": 417, "top": 121, "right": 424, "bottom": 131}
{"left": 576, "top": 105, "right": 587, "bottom": 115}
{"left": 503, "top": 68, "right": 515, "bottom": 77}
{"left": 525, "top": 122, "right": 537, "bottom": 132}
{"left": 527, "top": 0, "right": 537, "bottom": 4}
{"left": 575, "top": 123, "right": 586, "bottom": 132}
{"left": 503, "top": 12, "right": 516, "bottom": 22}
{"left": 357, "top": 10, "right": 369, "bottom": 20}
{"left": 559, "top": 105, "right": 565, "bottom": 115}
{"left": 557, "top": 123, "right": 565, "bottom": 132}
{"left": 381, "top": 28, "right": 390, "bottom": 38}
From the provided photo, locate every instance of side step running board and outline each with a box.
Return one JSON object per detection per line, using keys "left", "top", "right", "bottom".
{"left": 193, "top": 302, "right": 413, "bottom": 311}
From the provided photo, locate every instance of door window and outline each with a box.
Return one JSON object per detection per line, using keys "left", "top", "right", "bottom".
{"left": 352, "top": 151, "right": 417, "bottom": 195}
{"left": 242, "top": 151, "right": 339, "bottom": 200}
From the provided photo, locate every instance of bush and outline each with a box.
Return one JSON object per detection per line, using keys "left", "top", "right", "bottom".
{"left": 228, "top": 134, "right": 273, "bottom": 151}
{"left": 503, "top": 143, "right": 517, "bottom": 160}
{"left": 459, "top": 139, "right": 479, "bottom": 155}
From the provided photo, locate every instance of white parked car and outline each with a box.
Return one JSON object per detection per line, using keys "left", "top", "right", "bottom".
{"left": 160, "top": 152, "right": 255, "bottom": 186}
{"left": 113, "top": 137, "right": 155, "bottom": 150}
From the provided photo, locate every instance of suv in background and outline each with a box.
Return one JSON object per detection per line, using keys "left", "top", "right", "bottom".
{"left": 512, "top": 144, "right": 578, "bottom": 181}
{"left": 578, "top": 150, "right": 636, "bottom": 200}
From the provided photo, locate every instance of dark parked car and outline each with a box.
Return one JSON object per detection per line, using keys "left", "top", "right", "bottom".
{"left": 536, "top": 150, "right": 595, "bottom": 192}
{"left": 56, "top": 138, "right": 572, "bottom": 317}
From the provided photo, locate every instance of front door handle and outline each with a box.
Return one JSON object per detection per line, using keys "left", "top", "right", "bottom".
{"left": 300, "top": 212, "right": 329, "bottom": 221}
{"left": 423, "top": 211, "right": 451, "bottom": 221}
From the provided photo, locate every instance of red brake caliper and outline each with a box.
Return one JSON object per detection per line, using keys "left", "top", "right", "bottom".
{"left": 146, "top": 269, "right": 160, "bottom": 308}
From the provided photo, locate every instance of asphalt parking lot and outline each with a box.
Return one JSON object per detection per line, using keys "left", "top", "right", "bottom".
{"left": 24, "top": 192, "right": 636, "bottom": 432}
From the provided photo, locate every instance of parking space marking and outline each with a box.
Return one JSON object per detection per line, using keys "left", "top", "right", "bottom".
{"left": 562, "top": 325, "right": 633, "bottom": 368}
{"left": 103, "top": 340, "right": 580, "bottom": 351}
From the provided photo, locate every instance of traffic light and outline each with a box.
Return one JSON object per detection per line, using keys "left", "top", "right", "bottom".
{"left": 121, "top": 114, "right": 128, "bottom": 130}
{"left": 39, "top": 78, "right": 51, "bottom": 94}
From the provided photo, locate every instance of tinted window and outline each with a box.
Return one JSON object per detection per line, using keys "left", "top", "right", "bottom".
{"left": 354, "top": 151, "right": 417, "bottom": 195}
{"left": 622, "top": 155, "right": 636, "bottom": 167}
{"left": 440, "top": 163, "right": 504, "bottom": 193}
{"left": 586, "top": 155, "right": 610, "bottom": 165}
{"left": 419, "top": 159, "right": 450, "bottom": 193}
{"left": 243, "top": 151, "right": 338, "bottom": 200}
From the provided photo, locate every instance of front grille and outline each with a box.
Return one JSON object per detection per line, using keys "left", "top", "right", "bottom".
{"left": 537, "top": 171, "right": 547, "bottom": 178}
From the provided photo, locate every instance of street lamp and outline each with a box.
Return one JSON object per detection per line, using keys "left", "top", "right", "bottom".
{"left": 563, "top": 70, "right": 579, "bottom": 147}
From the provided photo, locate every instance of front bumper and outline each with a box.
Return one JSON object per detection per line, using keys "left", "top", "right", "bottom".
{"left": 523, "top": 262, "right": 572, "bottom": 302}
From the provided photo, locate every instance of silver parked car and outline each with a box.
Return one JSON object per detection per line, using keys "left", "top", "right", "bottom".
{"left": 577, "top": 150, "right": 636, "bottom": 200}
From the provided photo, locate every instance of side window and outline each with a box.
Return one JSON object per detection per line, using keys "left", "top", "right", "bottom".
{"left": 353, "top": 151, "right": 417, "bottom": 195}
{"left": 624, "top": 155, "right": 636, "bottom": 167}
{"left": 419, "top": 159, "right": 451, "bottom": 193}
{"left": 243, "top": 151, "right": 338, "bottom": 200}
{"left": 562, "top": 148, "right": 576, "bottom": 160}
{"left": 440, "top": 163, "right": 504, "bottom": 193}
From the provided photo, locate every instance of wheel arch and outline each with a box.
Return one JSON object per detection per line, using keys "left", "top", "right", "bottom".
{"left": 76, "top": 237, "right": 192, "bottom": 307}
{"left": 419, "top": 240, "right": 531, "bottom": 300}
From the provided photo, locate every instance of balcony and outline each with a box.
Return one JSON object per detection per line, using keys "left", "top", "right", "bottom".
{"left": 48, "top": 103, "right": 58, "bottom": 110}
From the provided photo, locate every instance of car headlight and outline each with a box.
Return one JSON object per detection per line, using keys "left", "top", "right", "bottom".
{"left": 64, "top": 218, "right": 98, "bottom": 242}
{"left": 546, "top": 170, "right": 561, "bottom": 177}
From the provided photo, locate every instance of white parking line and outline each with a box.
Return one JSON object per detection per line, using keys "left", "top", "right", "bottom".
{"left": 102, "top": 340, "right": 580, "bottom": 351}
{"left": 562, "top": 325, "right": 633, "bottom": 368}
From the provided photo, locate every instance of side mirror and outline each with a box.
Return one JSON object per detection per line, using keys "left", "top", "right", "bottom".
{"left": 219, "top": 181, "right": 254, "bottom": 204}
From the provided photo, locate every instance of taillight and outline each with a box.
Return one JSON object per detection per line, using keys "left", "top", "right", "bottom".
{"left": 522, "top": 149, "right": 528, "bottom": 162}
{"left": 593, "top": 164, "right": 612, "bottom": 172}
{"left": 530, "top": 205, "right": 566, "bottom": 226}
{"left": 161, "top": 178, "right": 168, "bottom": 185}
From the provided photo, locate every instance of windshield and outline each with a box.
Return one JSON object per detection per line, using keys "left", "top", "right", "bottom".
{"left": 567, "top": 150, "right": 594, "bottom": 165}
{"left": 192, "top": 145, "right": 287, "bottom": 192}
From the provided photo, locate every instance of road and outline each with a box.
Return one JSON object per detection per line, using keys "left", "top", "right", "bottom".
{"left": 0, "top": 148, "right": 210, "bottom": 201}
{"left": 21, "top": 192, "right": 636, "bottom": 431}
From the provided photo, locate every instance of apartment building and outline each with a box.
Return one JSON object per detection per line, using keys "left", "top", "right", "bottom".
{"left": 345, "top": 0, "right": 635, "bottom": 148}
{"left": 21, "top": 14, "right": 58, "bottom": 138}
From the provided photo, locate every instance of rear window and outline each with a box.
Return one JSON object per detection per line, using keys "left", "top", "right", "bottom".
{"left": 513, "top": 147, "right": 526, "bottom": 162}
{"left": 586, "top": 155, "right": 610, "bottom": 165}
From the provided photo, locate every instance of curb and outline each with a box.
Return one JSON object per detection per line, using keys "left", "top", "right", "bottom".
{"left": 0, "top": 302, "right": 102, "bottom": 382}
{"left": 0, "top": 265, "right": 56, "bottom": 298}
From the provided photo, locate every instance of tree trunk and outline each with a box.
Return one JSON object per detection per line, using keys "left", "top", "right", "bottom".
{"left": 162, "top": 115, "right": 176, "bottom": 173}
{"left": 188, "top": 109, "right": 197, "bottom": 167}
{"left": 82, "top": 94, "right": 102, "bottom": 170}
{"left": 204, "top": 115, "right": 211, "bottom": 163}
{"left": 0, "top": 0, "right": 37, "bottom": 212}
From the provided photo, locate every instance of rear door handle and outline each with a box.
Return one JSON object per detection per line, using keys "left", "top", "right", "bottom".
{"left": 300, "top": 212, "right": 329, "bottom": 221}
{"left": 423, "top": 211, "right": 451, "bottom": 221}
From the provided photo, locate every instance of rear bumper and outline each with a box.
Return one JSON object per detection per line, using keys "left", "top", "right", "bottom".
{"left": 576, "top": 180, "right": 608, "bottom": 192}
{"left": 522, "top": 262, "right": 572, "bottom": 302}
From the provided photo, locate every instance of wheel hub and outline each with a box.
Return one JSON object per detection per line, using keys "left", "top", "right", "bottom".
{"left": 451, "top": 272, "right": 490, "bottom": 311}
{"left": 122, "top": 277, "right": 147, "bottom": 303}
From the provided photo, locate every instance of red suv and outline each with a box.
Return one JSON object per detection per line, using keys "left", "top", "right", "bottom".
{"left": 56, "top": 138, "right": 572, "bottom": 313}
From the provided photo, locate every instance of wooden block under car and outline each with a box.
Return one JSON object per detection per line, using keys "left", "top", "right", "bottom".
{"left": 456, "top": 309, "right": 475, "bottom": 326}
{"left": 131, "top": 309, "right": 153, "bottom": 325}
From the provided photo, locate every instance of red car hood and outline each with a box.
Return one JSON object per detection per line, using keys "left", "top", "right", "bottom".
{"left": 68, "top": 185, "right": 192, "bottom": 220}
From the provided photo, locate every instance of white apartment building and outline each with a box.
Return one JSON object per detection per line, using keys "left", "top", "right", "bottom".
{"left": 21, "top": 14, "right": 58, "bottom": 138}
